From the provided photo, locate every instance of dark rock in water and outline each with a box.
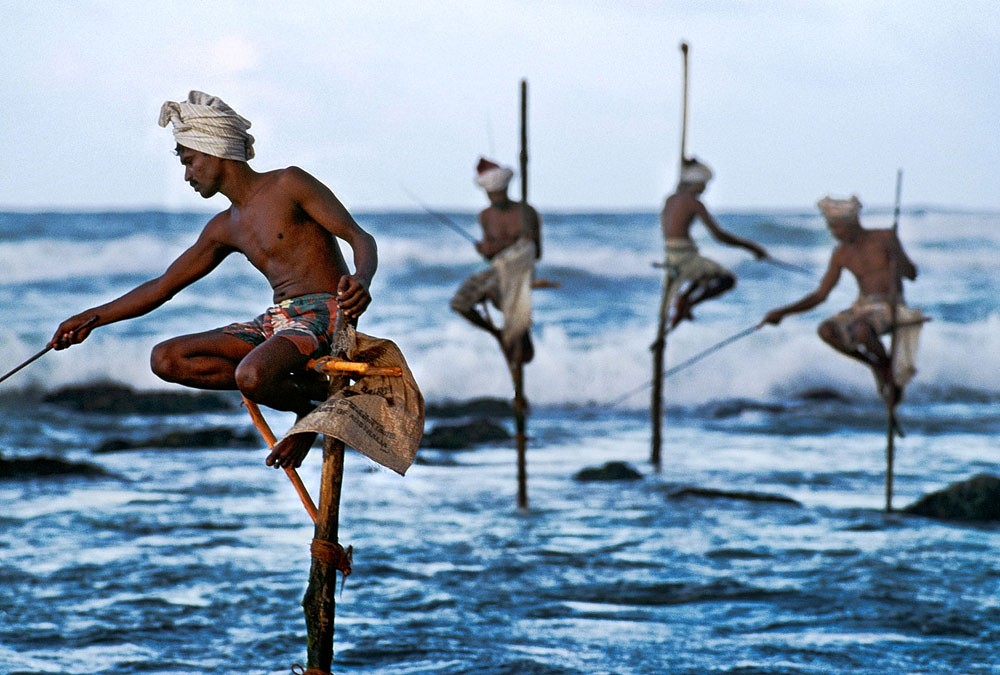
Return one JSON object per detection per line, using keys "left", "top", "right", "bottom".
{"left": 95, "top": 427, "right": 260, "bottom": 453}
{"left": 575, "top": 461, "right": 643, "bottom": 482}
{"left": 701, "top": 398, "right": 786, "bottom": 419}
{"left": 0, "top": 452, "right": 111, "bottom": 479}
{"left": 797, "top": 387, "right": 850, "bottom": 403}
{"left": 425, "top": 398, "right": 513, "bottom": 419}
{"left": 669, "top": 486, "right": 801, "bottom": 506}
{"left": 903, "top": 474, "right": 1000, "bottom": 522}
{"left": 420, "top": 418, "right": 510, "bottom": 450}
{"left": 43, "top": 382, "right": 234, "bottom": 414}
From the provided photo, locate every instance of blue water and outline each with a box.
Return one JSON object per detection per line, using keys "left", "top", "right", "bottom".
{"left": 1, "top": 208, "right": 998, "bottom": 674}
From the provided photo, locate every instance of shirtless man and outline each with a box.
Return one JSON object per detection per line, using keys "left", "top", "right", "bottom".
{"left": 450, "top": 157, "right": 541, "bottom": 362}
{"left": 661, "top": 157, "right": 768, "bottom": 328}
{"left": 760, "top": 195, "right": 920, "bottom": 405}
{"left": 49, "top": 91, "right": 377, "bottom": 469}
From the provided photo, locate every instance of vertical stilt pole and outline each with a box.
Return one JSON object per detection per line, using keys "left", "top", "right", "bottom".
{"left": 884, "top": 169, "right": 904, "bottom": 513}
{"left": 512, "top": 360, "right": 528, "bottom": 509}
{"left": 652, "top": 42, "right": 689, "bottom": 471}
{"left": 303, "top": 312, "right": 351, "bottom": 674}
{"left": 515, "top": 77, "right": 530, "bottom": 510}
{"left": 650, "top": 276, "right": 672, "bottom": 471}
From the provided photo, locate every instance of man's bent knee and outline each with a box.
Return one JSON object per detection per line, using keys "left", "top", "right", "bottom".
{"left": 150, "top": 340, "right": 184, "bottom": 382}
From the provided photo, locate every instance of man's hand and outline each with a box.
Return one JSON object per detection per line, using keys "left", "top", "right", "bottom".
{"left": 760, "top": 309, "right": 784, "bottom": 327}
{"left": 336, "top": 275, "right": 371, "bottom": 320}
{"left": 49, "top": 315, "right": 98, "bottom": 350}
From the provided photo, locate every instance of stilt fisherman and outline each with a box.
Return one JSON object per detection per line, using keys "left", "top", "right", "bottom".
{"left": 761, "top": 195, "right": 924, "bottom": 405}
{"left": 660, "top": 157, "right": 769, "bottom": 329}
{"left": 450, "top": 157, "right": 541, "bottom": 362}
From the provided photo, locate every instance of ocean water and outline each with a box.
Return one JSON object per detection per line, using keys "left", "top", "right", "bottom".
{"left": 0, "top": 208, "right": 997, "bottom": 674}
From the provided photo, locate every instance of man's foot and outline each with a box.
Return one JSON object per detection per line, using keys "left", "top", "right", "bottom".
{"left": 290, "top": 370, "right": 330, "bottom": 403}
{"left": 669, "top": 297, "right": 694, "bottom": 330}
{"left": 504, "top": 332, "right": 534, "bottom": 364}
{"left": 266, "top": 431, "right": 317, "bottom": 469}
{"left": 873, "top": 365, "right": 901, "bottom": 408}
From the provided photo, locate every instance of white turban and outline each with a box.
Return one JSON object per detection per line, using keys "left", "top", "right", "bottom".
{"left": 817, "top": 195, "right": 862, "bottom": 222}
{"left": 679, "top": 158, "right": 713, "bottom": 185}
{"left": 475, "top": 157, "right": 514, "bottom": 192}
{"left": 158, "top": 91, "right": 255, "bottom": 161}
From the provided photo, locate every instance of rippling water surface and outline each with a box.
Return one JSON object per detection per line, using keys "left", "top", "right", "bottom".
{"left": 1, "top": 209, "right": 998, "bottom": 673}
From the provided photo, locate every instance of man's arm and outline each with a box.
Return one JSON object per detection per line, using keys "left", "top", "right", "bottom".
{"left": 761, "top": 254, "right": 842, "bottom": 326}
{"left": 890, "top": 231, "right": 917, "bottom": 281}
{"left": 288, "top": 167, "right": 378, "bottom": 319}
{"left": 50, "top": 220, "right": 233, "bottom": 349}
{"left": 697, "top": 201, "right": 768, "bottom": 259}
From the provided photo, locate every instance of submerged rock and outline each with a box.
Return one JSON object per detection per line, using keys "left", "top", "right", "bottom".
{"left": 0, "top": 452, "right": 111, "bottom": 479}
{"left": 425, "top": 398, "right": 513, "bottom": 419}
{"left": 420, "top": 418, "right": 510, "bottom": 450}
{"left": 669, "top": 486, "right": 800, "bottom": 506}
{"left": 43, "top": 382, "right": 234, "bottom": 414}
{"left": 575, "top": 461, "right": 643, "bottom": 482}
{"left": 95, "top": 427, "right": 259, "bottom": 453}
{"left": 903, "top": 474, "right": 1000, "bottom": 522}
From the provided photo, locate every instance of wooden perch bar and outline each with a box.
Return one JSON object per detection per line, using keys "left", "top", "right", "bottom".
{"left": 307, "top": 356, "right": 402, "bottom": 378}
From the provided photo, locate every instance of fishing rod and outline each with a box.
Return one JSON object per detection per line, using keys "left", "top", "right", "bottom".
{"left": 0, "top": 316, "right": 99, "bottom": 385}
{"left": 760, "top": 257, "right": 813, "bottom": 277}
{"left": 607, "top": 322, "right": 760, "bottom": 408}
{"left": 653, "top": 256, "right": 812, "bottom": 278}
{"left": 400, "top": 184, "right": 478, "bottom": 245}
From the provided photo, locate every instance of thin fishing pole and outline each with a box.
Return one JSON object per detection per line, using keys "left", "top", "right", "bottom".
{"left": 604, "top": 323, "right": 761, "bottom": 408}
{"left": 761, "top": 257, "right": 813, "bottom": 277}
{"left": 400, "top": 184, "right": 478, "bottom": 244}
{"left": 0, "top": 316, "right": 99, "bottom": 385}
{"left": 652, "top": 257, "right": 812, "bottom": 278}
{"left": 661, "top": 324, "right": 758, "bottom": 378}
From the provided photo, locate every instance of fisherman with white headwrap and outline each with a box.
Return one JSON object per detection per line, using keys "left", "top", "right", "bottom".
{"left": 658, "top": 156, "right": 769, "bottom": 330}
{"left": 50, "top": 90, "right": 408, "bottom": 472}
{"left": 762, "top": 194, "right": 925, "bottom": 406}
{"left": 450, "top": 157, "right": 542, "bottom": 363}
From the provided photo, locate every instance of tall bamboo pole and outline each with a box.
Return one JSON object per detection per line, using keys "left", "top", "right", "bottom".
{"left": 650, "top": 41, "right": 689, "bottom": 471}
{"left": 302, "top": 311, "right": 351, "bottom": 673}
{"left": 884, "top": 169, "right": 903, "bottom": 513}
{"left": 513, "top": 77, "right": 530, "bottom": 510}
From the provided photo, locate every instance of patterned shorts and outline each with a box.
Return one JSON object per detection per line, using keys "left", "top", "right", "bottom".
{"left": 221, "top": 292, "right": 339, "bottom": 358}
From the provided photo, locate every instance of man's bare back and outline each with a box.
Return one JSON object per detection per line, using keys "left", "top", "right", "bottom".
{"left": 828, "top": 227, "right": 915, "bottom": 299}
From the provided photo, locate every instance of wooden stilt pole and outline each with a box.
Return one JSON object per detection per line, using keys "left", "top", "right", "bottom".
{"left": 884, "top": 169, "right": 903, "bottom": 513}
{"left": 513, "top": 77, "right": 530, "bottom": 510}
{"left": 650, "top": 278, "right": 671, "bottom": 472}
{"left": 651, "top": 41, "right": 689, "bottom": 471}
{"left": 302, "top": 311, "right": 352, "bottom": 674}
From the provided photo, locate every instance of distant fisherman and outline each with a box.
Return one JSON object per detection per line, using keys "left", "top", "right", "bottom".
{"left": 660, "top": 157, "right": 769, "bottom": 329}
{"left": 49, "top": 90, "right": 378, "bottom": 469}
{"left": 761, "top": 195, "right": 924, "bottom": 405}
{"left": 450, "top": 157, "right": 541, "bottom": 362}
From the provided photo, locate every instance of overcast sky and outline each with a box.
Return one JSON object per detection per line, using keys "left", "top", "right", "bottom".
{"left": 2, "top": 1, "right": 997, "bottom": 213}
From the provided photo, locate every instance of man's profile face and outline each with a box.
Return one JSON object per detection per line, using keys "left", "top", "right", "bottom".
{"left": 176, "top": 145, "right": 222, "bottom": 199}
